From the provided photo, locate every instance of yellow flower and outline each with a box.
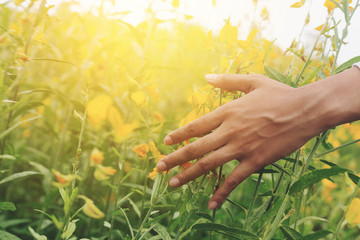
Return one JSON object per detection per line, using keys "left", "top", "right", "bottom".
{"left": 133, "top": 143, "right": 150, "bottom": 158}
{"left": 321, "top": 179, "right": 337, "bottom": 203}
{"left": 291, "top": 0, "right": 305, "bottom": 8}
{"left": 78, "top": 195, "right": 105, "bottom": 219}
{"left": 90, "top": 148, "right": 104, "bottom": 165}
{"left": 346, "top": 198, "right": 360, "bottom": 224}
{"left": 324, "top": 0, "right": 352, "bottom": 13}
{"left": 219, "top": 20, "right": 238, "bottom": 48}
{"left": 86, "top": 95, "right": 113, "bottom": 129}
{"left": 51, "top": 169, "right": 81, "bottom": 188}
{"left": 149, "top": 141, "right": 166, "bottom": 162}
{"left": 108, "top": 106, "right": 136, "bottom": 142}
{"left": 94, "top": 165, "right": 117, "bottom": 181}
{"left": 148, "top": 167, "right": 170, "bottom": 180}
{"left": 131, "top": 91, "right": 147, "bottom": 107}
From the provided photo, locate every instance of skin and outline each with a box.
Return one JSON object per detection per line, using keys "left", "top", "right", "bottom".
{"left": 156, "top": 66, "right": 360, "bottom": 210}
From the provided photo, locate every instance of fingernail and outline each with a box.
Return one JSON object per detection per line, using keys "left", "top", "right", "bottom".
{"left": 205, "top": 74, "right": 218, "bottom": 82}
{"left": 208, "top": 201, "right": 218, "bottom": 209}
{"left": 156, "top": 161, "right": 167, "bottom": 171}
{"left": 169, "top": 178, "right": 180, "bottom": 187}
{"left": 164, "top": 135, "right": 173, "bottom": 145}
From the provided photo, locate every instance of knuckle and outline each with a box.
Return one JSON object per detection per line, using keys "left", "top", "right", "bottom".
{"left": 197, "top": 159, "right": 210, "bottom": 173}
{"left": 225, "top": 178, "right": 240, "bottom": 191}
{"left": 186, "top": 123, "right": 198, "bottom": 136}
{"left": 184, "top": 143, "right": 198, "bottom": 158}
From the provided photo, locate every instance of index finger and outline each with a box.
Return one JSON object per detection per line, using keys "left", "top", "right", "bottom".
{"left": 164, "top": 107, "right": 225, "bottom": 145}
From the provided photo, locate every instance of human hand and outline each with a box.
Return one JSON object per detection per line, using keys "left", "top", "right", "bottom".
{"left": 156, "top": 70, "right": 360, "bottom": 210}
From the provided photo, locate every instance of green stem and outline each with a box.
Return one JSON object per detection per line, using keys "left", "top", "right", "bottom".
{"left": 245, "top": 172, "right": 263, "bottom": 230}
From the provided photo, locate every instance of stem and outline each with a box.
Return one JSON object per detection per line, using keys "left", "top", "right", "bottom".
{"left": 244, "top": 172, "right": 263, "bottom": 230}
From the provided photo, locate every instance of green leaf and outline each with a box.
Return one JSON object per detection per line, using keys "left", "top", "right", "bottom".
{"left": 335, "top": 56, "right": 360, "bottom": 74}
{"left": 153, "top": 223, "right": 171, "bottom": 240}
{"left": 0, "top": 219, "right": 30, "bottom": 229}
{"left": 225, "top": 198, "right": 247, "bottom": 213}
{"left": 265, "top": 66, "right": 291, "bottom": 85}
{"left": 0, "top": 116, "right": 41, "bottom": 141}
{"left": 70, "top": 99, "right": 85, "bottom": 113}
{"left": 0, "top": 171, "right": 41, "bottom": 185}
{"left": 0, "top": 230, "right": 21, "bottom": 240}
{"left": 300, "top": 65, "right": 321, "bottom": 86}
{"left": 289, "top": 167, "right": 347, "bottom": 195}
{"left": 11, "top": 101, "right": 43, "bottom": 120}
{"left": 0, "top": 155, "right": 16, "bottom": 161}
{"left": 255, "top": 168, "right": 279, "bottom": 174}
{"left": 0, "top": 202, "right": 16, "bottom": 211}
{"left": 348, "top": 172, "right": 360, "bottom": 185}
{"left": 195, "top": 212, "right": 212, "bottom": 221}
{"left": 191, "top": 223, "right": 260, "bottom": 239}
{"left": 28, "top": 226, "right": 47, "bottom": 240}
{"left": 144, "top": 212, "right": 170, "bottom": 227}
{"left": 280, "top": 225, "right": 303, "bottom": 240}
{"left": 62, "top": 219, "right": 77, "bottom": 240}
{"left": 298, "top": 230, "right": 332, "bottom": 240}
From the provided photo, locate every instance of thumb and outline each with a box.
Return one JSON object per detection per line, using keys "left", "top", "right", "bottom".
{"left": 205, "top": 74, "right": 264, "bottom": 93}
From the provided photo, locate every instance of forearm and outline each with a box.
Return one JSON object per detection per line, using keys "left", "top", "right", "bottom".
{"left": 298, "top": 66, "right": 360, "bottom": 135}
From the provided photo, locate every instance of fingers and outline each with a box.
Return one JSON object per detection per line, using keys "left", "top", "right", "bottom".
{"left": 164, "top": 108, "right": 224, "bottom": 145}
{"left": 157, "top": 130, "right": 226, "bottom": 171}
{"left": 205, "top": 74, "right": 268, "bottom": 93}
{"left": 167, "top": 145, "right": 236, "bottom": 188}
{"left": 208, "top": 159, "right": 258, "bottom": 209}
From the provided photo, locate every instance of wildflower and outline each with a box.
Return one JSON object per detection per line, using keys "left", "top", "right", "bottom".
{"left": 291, "top": 0, "right": 305, "bottom": 8}
{"left": 180, "top": 162, "right": 193, "bottom": 171}
{"left": 108, "top": 106, "right": 136, "bottom": 142}
{"left": 345, "top": 198, "right": 360, "bottom": 224}
{"left": 90, "top": 148, "right": 104, "bottom": 166}
{"left": 52, "top": 169, "right": 81, "bottom": 188}
{"left": 78, "top": 195, "right": 105, "bottom": 219}
{"left": 133, "top": 143, "right": 150, "bottom": 158}
{"left": 149, "top": 141, "right": 166, "bottom": 162}
{"left": 321, "top": 179, "right": 337, "bottom": 202}
{"left": 219, "top": 20, "right": 238, "bottom": 48}
{"left": 131, "top": 91, "right": 147, "bottom": 107}
{"left": 148, "top": 167, "right": 170, "bottom": 180}
{"left": 94, "top": 165, "right": 117, "bottom": 181}
{"left": 324, "top": 0, "right": 352, "bottom": 13}
{"left": 86, "top": 95, "right": 113, "bottom": 129}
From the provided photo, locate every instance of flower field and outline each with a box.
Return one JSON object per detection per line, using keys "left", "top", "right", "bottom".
{"left": 1, "top": 0, "right": 360, "bottom": 239}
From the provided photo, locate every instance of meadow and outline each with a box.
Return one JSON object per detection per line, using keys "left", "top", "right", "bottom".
{"left": 1, "top": 0, "right": 360, "bottom": 239}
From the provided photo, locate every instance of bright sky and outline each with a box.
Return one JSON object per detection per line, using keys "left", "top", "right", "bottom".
{"left": 20, "top": 0, "right": 360, "bottom": 64}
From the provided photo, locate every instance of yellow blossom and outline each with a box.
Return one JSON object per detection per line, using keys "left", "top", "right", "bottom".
{"left": 345, "top": 198, "right": 360, "bottom": 224}
{"left": 324, "top": 0, "right": 352, "bottom": 13}
{"left": 131, "top": 91, "right": 147, "bottom": 107}
{"left": 51, "top": 169, "right": 81, "bottom": 188}
{"left": 219, "top": 20, "right": 238, "bottom": 48}
{"left": 149, "top": 141, "right": 166, "bottom": 162}
{"left": 291, "top": 0, "right": 305, "bottom": 8}
{"left": 86, "top": 95, "right": 113, "bottom": 129}
{"left": 90, "top": 148, "right": 104, "bottom": 165}
{"left": 94, "top": 165, "right": 117, "bottom": 181}
{"left": 78, "top": 195, "right": 105, "bottom": 219}
{"left": 133, "top": 143, "right": 150, "bottom": 158}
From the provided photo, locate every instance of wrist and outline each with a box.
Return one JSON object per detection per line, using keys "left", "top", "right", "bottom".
{"left": 297, "top": 67, "right": 360, "bottom": 135}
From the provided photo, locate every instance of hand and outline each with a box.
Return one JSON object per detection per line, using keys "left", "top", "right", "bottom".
{"left": 156, "top": 69, "right": 360, "bottom": 209}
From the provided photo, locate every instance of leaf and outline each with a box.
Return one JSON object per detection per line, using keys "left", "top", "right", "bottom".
{"left": 0, "top": 116, "right": 41, "bottom": 141}
{"left": 0, "top": 171, "right": 41, "bottom": 185}
{"left": 0, "top": 219, "right": 30, "bottom": 229}
{"left": 298, "top": 230, "right": 332, "bottom": 240}
{"left": 11, "top": 101, "right": 43, "bottom": 120}
{"left": 153, "top": 223, "right": 171, "bottom": 240}
{"left": 0, "top": 202, "right": 16, "bottom": 211}
{"left": 265, "top": 66, "right": 288, "bottom": 84}
{"left": 300, "top": 65, "right": 321, "bottom": 86}
{"left": 191, "top": 223, "right": 260, "bottom": 239}
{"left": 70, "top": 99, "right": 85, "bottom": 113}
{"left": 62, "top": 219, "right": 77, "bottom": 240}
{"left": 348, "top": 173, "right": 360, "bottom": 185}
{"left": 280, "top": 225, "right": 303, "bottom": 240}
{"left": 195, "top": 212, "right": 212, "bottom": 221}
{"left": 28, "top": 226, "right": 47, "bottom": 240}
{"left": 255, "top": 168, "right": 279, "bottom": 174}
{"left": 144, "top": 212, "right": 170, "bottom": 227}
{"left": 289, "top": 167, "right": 347, "bottom": 195}
{"left": 0, "top": 155, "right": 16, "bottom": 161}
{"left": 0, "top": 230, "right": 21, "bottom": 240}
{"left": 335, "top": 56, "right": 360, "bottom": 74}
